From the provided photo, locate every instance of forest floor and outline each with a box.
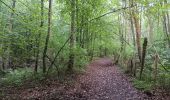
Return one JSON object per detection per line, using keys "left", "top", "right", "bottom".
{"left": 0, "top": 57, "right": 169, "bottom": 100}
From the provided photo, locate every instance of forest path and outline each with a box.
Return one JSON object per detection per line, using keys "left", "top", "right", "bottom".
{"left": 67, "top": 57, "right": 148, "bottom": 100}
{"left": 7, "top": 58, "right": 149, "bottom": 100}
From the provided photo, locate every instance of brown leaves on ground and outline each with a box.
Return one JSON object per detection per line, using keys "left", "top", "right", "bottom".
{"left": 0, "top": 58, "right": 169, "bottom": 100}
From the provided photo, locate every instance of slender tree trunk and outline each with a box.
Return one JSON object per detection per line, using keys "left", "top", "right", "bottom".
{"left": 166, "top": 13, "right": 170, "bottom": 34}
{"left": 0, "top": 2, "right": 3, "bottom": 70}
{"left": 163, "top": 13, "right": 170, "bottom": 47}
{"left": 68, "top": 0, "right": 76, "bottom": 71}
{"left": 147, "top": 16, "right": 154, "bottom": 43}
{"left": 90, "top": 32, "right": 96, "bottom": 61}
{"left": 139, "top": 38, "right": 148, "bottom": 79}
{"left": 164, "top": 0, "right": 170, "bottom": 34}
{"left": 42, "top": 0, "right": 52, "bottom": 73}
{"left": 123, "top": 0, "right": 127, "bottom": 52}
{"left": 86, "top": 19, "right": 89, "bottom": 50}
{"left": 118, "top": 14, "right": 124, "bottom": 53}
{"left": 133, "top": 13, "right": 142, "bottom": 62}
{"left": 129, "top": 0, "right": 135, "bottom": 45}
{"left": 8, "top": 0, "right": 16, "bottom": 69}
{"left": 80, "top": 1, "right": 85, "bottom": 48}
{"left": 9, "top": 0, "right": 16, "bottom": 33}
{"left": 76, "top": 0, "right": 79, "bottom": 43}
{"left": 153, "top": 54, "right": 158, "bottom": 82}
{"left": 130, "top": 0, "right": 142, "bottom": 63}
{"left": 161, "top": 0, "right": 170, "bottom": 47}
{"left": 35, "top": 0, "right": 44, "bottom": 72}
{"left": 165, "top": 0, "right": 170, "bottom": 47}
{"left": 79, "top": 15, "right": 84, "bottom": 47}
{"left": 130, "top": 16, "right": 136, "bottom": 47}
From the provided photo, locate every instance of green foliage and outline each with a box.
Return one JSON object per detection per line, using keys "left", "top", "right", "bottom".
{"left": 0, "top": 91, "right": 5, "bottom": 97}
{"left": 133, "top": 79, "right": 153, "bottom": 91}
{"left": 0, "top": 68, "right": 32, "bottom": 86}
{"left": 0, "top": 0, "right": 169, "bottom": 91}
{"left": 74, "top": 47, "right": 89, "bottom": 71}
{"left": 158, "top": 72, "right": 170, "bottom": 89}
{"left": 0, "top": 68, "right": 45, "bottom": 86}
{"left": 137, "top": 37, "right": 170, "bottom": 90}
{"left": 123, "top": 46, "right": 134, "bottom": 60}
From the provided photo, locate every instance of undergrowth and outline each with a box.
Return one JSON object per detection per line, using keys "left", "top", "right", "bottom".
{"left": 132, "top": 79, "right": 153, "bottom": 91}
{"left": 0, "top": 68, "right": 79, "bottom": 87}
{"left": 0, "top": 68, "right": 45, "bottom": 86}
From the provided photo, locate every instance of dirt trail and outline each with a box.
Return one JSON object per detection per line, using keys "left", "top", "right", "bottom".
{"left": 69, "top": 57, "right": 148, "bottom": 100}
{"left": 2, "top": 58, "right": 149, "bottom": 100}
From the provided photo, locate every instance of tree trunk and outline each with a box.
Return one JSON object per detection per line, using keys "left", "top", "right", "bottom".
{"left": 68, "top": 0, "right": 76, "bottom": 71}
{"left": 42, "top": 0, "right": 52, "bottom": 73}
{"left": 76, "top": 0, "right": 79, "bottom": 43}
{"left": 147, "top": 16, "right": 154, "bottom": 43}
{"left": 35, "top": 0, "right": 44, "bottom": 72}
{"left": 139, "top": 37, "right": 148, "bottom": 79}
{"left": 130, "top": 16, "right": 136, "bottom": 47}
{"left": 153, "top": 54, "right": 158, "bottom": 82}
{"left": 162, "top": 0, "right": 170, "bottom": 47}
{"left": 164, "top": 0, "right": 170, "bottom": 34}
{"left": 130, "top": 0, "right": 142, "bottom": 63}
{"left": 8, "top": 0, "right": 16, "bottom": 69}
{"left": 163, "top": 14, "right": 170, "bottom": 47}
{"left": 133, "top": 13, "right": 142, "bottom": 62}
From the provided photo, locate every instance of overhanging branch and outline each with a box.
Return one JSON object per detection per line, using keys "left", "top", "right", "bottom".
{"left": 88, "top": 5, "right": 137, "bottom": 22}
{"left": 0, "top": 0, "right": 15, "bottom": 12}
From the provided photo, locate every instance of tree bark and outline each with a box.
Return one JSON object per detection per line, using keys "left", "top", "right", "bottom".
{"left": 68, "top": 0, "right": 76, "bottom": 71}
{"left": 130, "top": 0, "right": 142, "bottom": 62}
{"left": 162, "top": 0, "right": 170, "bottom": 47}
{"left": 133, "top": 13, "right": 142, "bottom": 62}
{"left": 153, "top": 54, "right": 158, "bottom": 82}
{"left": 139, "top": 37, "right": 148, "bottom": 79}
{"left": 42, "top": 0, "right": 52, "bottom": 73}
{"left": 8, "top": 0, "right": 16, "bottom": 69}
{"left": 129, "top": 0, "right": 136, "bottom": 76}
{"left": 164, "top": 0, "right": 170, "bottom": 34}
{"left": 147, "top": 16, "right": 154, "bottom": 43}
{"left": 35, "top": 0, "right": 44, "bottom": 72}
{"left": 130, "top": 16, "right": 136, "bottom": 47}
{"left": 163, "top": 13, "right": 170, "bottom": 47}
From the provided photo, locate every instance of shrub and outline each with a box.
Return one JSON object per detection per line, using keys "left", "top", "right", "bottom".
{"left": 133, "top": 79, "right": 153, "bottom": 91}
{"left": 0, "top": 68, "right": 45, "bottom": 86}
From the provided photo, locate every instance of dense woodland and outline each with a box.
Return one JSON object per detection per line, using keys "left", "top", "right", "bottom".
{"left": 0, "top": 0, "right": 170, "bottom": 99}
